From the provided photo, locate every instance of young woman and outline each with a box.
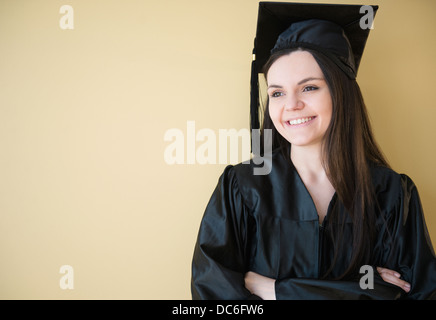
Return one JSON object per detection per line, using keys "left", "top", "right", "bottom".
{"left": 191, "top": 3, "right": 436, "bottom": 300}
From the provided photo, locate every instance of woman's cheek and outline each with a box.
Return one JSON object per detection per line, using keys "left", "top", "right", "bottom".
{"left": 269, "top": 103, "right": 281, "bottom": 124}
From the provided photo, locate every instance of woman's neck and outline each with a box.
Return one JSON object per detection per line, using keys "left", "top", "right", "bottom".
{"left": 290, "top": 143, "right": 335, "bottom": 223}
{"left": 290, "top": 144, "right": 325, "bottom": 180}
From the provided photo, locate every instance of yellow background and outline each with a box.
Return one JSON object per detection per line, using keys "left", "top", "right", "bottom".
{"left": 0, "top": 0, "right": 435, "bottom": 299}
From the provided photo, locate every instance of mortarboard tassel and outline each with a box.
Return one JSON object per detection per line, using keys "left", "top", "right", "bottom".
{"left": 250, "top": 45, "right": 260, "bottom": 153}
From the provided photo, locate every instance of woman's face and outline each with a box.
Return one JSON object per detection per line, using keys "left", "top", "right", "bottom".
{"left": 266, "top": 50, "right": 333, "bottom": 148}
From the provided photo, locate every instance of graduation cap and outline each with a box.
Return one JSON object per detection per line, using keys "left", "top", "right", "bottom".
{"left": 250, "top": 2, "right": 379, "bottom": 133}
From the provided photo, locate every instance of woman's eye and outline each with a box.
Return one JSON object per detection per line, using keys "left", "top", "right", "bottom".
{"left": 303, "top": 86, "right": 318, "bottom": 92}
{"left": 271, "top": 91, "right": 284, "bottom": 98}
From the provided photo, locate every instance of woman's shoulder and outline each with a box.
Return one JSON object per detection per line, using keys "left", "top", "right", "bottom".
{"left": 226, "top": 148, "right": 291, "bottom": 184}
{"left": 369, "top": 163, "right": 419, "bottom": 211}
{"left": 219, "top": 148, "right": 292, "bottom": 207}
{"left": 370, "top": 163, "right": 415, "bottom": 190}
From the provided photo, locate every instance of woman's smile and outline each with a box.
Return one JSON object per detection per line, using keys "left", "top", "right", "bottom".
{"left": 285, "top": 116, "right": 316, "bottom": 127}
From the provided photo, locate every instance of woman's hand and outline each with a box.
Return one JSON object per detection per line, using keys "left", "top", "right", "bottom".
{"left": 244, "top": 271, "right": 276, "bottom": 300}
{"left": 377, "top": 267, "right": 411, "bottom": 293}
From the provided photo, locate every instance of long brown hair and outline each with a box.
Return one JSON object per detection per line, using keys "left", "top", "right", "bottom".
{"left": 261, "top": 48, "right": 390, "bottom": 279}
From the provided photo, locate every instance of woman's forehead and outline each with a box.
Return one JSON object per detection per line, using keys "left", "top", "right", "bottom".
{"left": 267, "top": 51, "right": 324, "bottom": 84}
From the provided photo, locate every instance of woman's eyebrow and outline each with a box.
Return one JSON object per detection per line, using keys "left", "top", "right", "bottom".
{"left": 267, "top": 84, "right": 282, "bottom": 89}
{"left": 268, "top": 77, "right": 325, "bottom": 89}
{"left": 297, "top": 77, "right": 324, "bottom": 85}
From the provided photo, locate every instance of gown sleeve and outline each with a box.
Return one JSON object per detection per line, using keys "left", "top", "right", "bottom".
{"left": 382, "top": 174, "right": 436, "bottom": 299}
{"left": 275, "top": 276, "right": 403, "bottom": 299}
{"left": 275, "top": 174, "right": 436, "bottom": 300}
{"left": 191, "top": 166, "right": 259, "bottom": 300}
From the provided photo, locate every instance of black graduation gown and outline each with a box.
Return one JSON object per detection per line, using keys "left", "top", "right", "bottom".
{"left": 191, "top": 149, "right": 436, "bottom": 300}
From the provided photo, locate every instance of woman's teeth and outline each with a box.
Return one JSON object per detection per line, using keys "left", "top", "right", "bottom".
{"left": 288, "top": 117, "right": 313, "bottom": 125}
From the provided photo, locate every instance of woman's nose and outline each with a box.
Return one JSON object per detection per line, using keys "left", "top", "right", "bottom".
{"left": 284, "top": 97, "right": 304, "bottom": 111}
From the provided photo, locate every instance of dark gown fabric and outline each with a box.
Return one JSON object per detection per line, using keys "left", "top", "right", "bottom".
{"left": 191, "top": 149, "right": 436, "bottom": 300}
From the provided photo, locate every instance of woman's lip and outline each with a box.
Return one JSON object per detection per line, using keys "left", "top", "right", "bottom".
{"left": 285, "top": 116, "right": 316, "bottom": 127}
